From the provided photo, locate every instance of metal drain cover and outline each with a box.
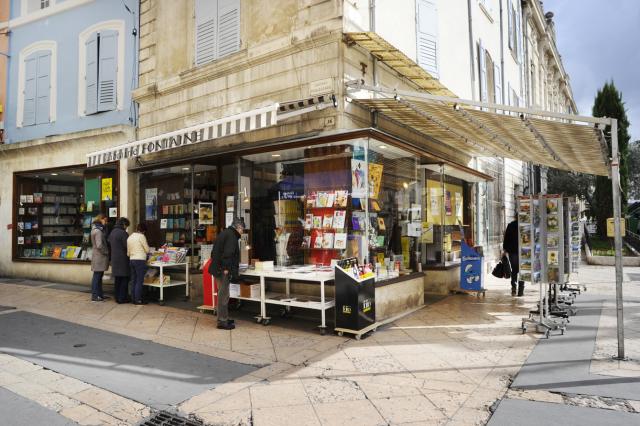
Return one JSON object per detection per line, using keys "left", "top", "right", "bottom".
{"left": 139, "top": 411, "right": 202, "bottom": 426}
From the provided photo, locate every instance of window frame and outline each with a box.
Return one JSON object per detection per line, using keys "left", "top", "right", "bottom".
{"left": 77, "top": 20, "right": 126, "bottom": 117}
{"left": 16, "top": 40, "right": 57, "bottom": 128}
{"left": 21, "top": 0, "right": 55, "bottom": 16}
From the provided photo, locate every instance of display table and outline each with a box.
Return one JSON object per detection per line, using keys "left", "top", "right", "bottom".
{"left": 240, "top": 268, "right": 335, "bottom": 334}
{"left": 145, "top": 261, "right": 190, "bottom": 305}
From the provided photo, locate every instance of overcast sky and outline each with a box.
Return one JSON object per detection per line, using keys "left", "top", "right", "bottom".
{"left": 547, "top": 0, "right": 640, "bottom": 142}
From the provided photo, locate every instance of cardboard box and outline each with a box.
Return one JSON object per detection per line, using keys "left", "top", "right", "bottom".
{"left": 240, "top": 283, "right": 260, "bottom": 299}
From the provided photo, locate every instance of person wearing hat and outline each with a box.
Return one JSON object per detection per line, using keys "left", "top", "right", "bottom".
{"left": 208, "top": 217, "right": 244, "bottom": 330}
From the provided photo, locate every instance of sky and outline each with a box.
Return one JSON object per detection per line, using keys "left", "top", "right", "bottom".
{"left": 548, "top": 0, "right": 640, "bottom": 142}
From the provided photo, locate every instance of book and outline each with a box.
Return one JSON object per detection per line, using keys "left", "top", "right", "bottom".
{"left": 33, "top": 193, "right": 43, "bottom": 203}
{"left": 334, "top": 233, "right": 347, "bottom": 249}
{"left": 352, "top": 198, "right": 361, "bottom": 209}
{"left": 160, "top": 219, "right": 168, "bottom": 229}
{"left": 28, "top": 207, "right": 38, "bottom": 215}
{"left": 335, "top": 190, "right": 348, "bottom": 207}
{"left": 322, "top": 233, "right": 334, "bottom": 249}
{"left": 333, "top": 210, "right": 346, "bottom": 229}
{"left": 32, "top": 222, "right": 38, "bottom": 230}
{"left": 305, "top": 214, "right": 313, "bottom": 230}
{"left": 326, "top": 193, "right": 336, "bottom": 208}
{"left": 162, "top": 205, "right": 169, "bottom": 215}
{"left": 65, "top": 247, "right": 78, "bottom": 259}
{"left": 313, "top": 232, "right": 324, "bottom": 248}
{"left": 24, "top": 222, "right": 32, "bottom": 230}
{"left": 301, "top": 236, "right": 311, "bottom": 249}
{"left": 18, "top": 208, "right": 25, "bottom": 215}
{"left": 306, "top": 192, "right": 317, "bottom": 208}
{"left": 322, "top": 213, "right": 333, "bottom": 229}
{"left": 351, "top": 216, "right": 361, "bottom": 230}
{"left": 376, "top": 235, "right": 385, "bottom": 247}
{"left": 370, "top": 199, "right": 381, "bottom": 212}
{"left": 167, "top": 218, "right": 174, "bottom": 229}
{"left": 166, "top": 232, "right": 174, "bottom": 243}
{"left": 313, "top": 216, "right": 322, "bottom": 229}
{"left": 60, "top": 248, "right": 68, "bottom": 258}
{"left": 377, "top": 217, "right": 386, "bottom": 231}
{"left": 317, "top": 192, "right": 329, "bottom": 207}
{"left": 20, "top": 195, "right": 27, "bottom": 203}
{"left": 18, "top": 222, "right": 24, "bottom": 232}
{"left": 26, "top": 195, "right": 34, "bottom": 203}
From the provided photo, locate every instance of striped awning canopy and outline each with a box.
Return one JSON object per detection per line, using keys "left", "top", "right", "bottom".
{"left": 346, "top": 82, "right": 610, "bottom": 176}
{"left": 86, "top": 94, "right": 336, "bottom": 167}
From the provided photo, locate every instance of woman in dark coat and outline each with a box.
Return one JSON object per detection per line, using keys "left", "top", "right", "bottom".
{"left": 108, "top": 217, "right": 131, "bottom": 303}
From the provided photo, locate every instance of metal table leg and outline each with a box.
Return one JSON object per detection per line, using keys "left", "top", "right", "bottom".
{"left": 159, "top": 265, "right": 165, "bottom": 305}
{"left": 319, "top": 279, "right": 326, "bottom": 335}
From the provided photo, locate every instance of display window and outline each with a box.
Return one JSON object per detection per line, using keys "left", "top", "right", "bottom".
{"left": 13, "top": 165, "right": 119, "bottom": 262}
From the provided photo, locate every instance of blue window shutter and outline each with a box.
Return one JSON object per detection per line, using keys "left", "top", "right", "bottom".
{"left": 97, "top": 30, "right": 118, "bottom": 112}
{"left": 195, "top": 0, "right": 217, "bottom": 66}
{"left": 86, "top": 32, "right": 98, "bottom": 115}
{"left": 23, "top": 54, "right": 37, "bottom": 126}
{"left": 416, "top": 0, "right": 439, "bottom": 78}
{"left": 35, "top": 51, "right": 51, "bottom": 124}
{"left": 217, "top": 0, "right": 240, "bottom": 59}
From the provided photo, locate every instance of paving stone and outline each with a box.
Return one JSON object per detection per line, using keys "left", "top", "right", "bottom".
{"left": 253, "top": 403, "right": 320, "bottom": 426}
{"left": 313, "top": 399, "right": 386, "bottom": 425}
{"left": 371, "top": 394, "right": 446, "bottom": 424}
{"left": 250, "top": 381, "right": 310, "bottom": 408}
{"left": 302, "top": 378, "right": 366, "bottom": 404}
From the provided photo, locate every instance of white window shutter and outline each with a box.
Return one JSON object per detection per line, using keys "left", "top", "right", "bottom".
{"left": 507, "top": 1, "right": 513, "bottom": 50}
{"left": 23, "top": 55, "right": 37, "bottom": 126}
{"left": 515, "top": 3, "right": 522, "bottom": 63}
{"left": 195, "top": 0, "right": 217, "bottom": 66}
{"left": 35, "top": 51, "right": 51, "bottom": 124}
{"left": 97, "top": 29, "right": 118, "bottom": 112}
{"left": 479, "top": 40, "right": 487, "bottom": 102}
{"left": 217, "top": 0, "right": 240, "bottom": 59}
{"left": 494, "top": 63, "right": 502, "bottom": 104}
{"left": 85, "top": 32, "right": 98, "bottom": 115}
{"left": 416, "top": 0, "right": 439, "bottom": 78}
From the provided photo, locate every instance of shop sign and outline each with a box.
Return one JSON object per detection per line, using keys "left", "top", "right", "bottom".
{"left": 101, "top": 178, "right": 113, "bottom": 201}
{"left": 460, "top": 241, "right": 483, "bottom": 291}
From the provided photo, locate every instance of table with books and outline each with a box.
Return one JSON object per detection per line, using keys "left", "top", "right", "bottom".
{"left": 239, "top": 265, "right": 335, "bottom": 334}
{"left": 145, "top": 247, "right": 190, "bottom": 305}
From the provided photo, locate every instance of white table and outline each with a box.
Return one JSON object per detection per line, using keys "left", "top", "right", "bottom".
{"left": 145, "top": 261, "right": 190, "bottom": 305}
{"left": 240, "top": 268, "right": 335, "bottom": 334}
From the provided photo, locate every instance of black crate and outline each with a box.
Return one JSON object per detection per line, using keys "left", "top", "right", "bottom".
{"left": 334, "top": 266, "right": 375, "bottom": 331}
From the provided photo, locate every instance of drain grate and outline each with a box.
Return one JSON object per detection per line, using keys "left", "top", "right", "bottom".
{"left": 139, "top": 411, "right": 203, "bottom": 426}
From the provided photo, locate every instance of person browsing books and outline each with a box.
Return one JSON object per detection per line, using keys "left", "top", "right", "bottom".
{"left": 108, "top": 217, "right": 131, "bottom": 304}
{"left": 127, "top": 223, "right": 150, "bottom": 305}
{"left": 208, "top": 218, "right": 244, "bottom": 330}
{"left": 90, "top": 214, "right": 109, "bottom": 302}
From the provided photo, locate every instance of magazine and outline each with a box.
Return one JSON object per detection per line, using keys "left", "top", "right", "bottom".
{"left": 333, "top": 210, "right": 346, "bottom": 229}
{"left": 322, "top": 213, "right": 333, "bottom": 229}
{"left": 334, "top": 233, "right": 347, "bottom": 249}
{"left": 322, "top": 233, "right": 334, "bottom": 249}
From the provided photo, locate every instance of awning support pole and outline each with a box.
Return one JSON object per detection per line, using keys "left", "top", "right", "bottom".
{"left": 610, "top": 117, "right": 625, "bottom": 360}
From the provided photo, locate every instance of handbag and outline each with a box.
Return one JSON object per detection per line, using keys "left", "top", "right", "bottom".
{"left": 491, "top": 255, "right": 512, "bottom": 279}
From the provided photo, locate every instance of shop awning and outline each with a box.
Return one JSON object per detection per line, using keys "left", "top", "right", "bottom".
{"left": 86, "top": 94, "right": 336, "bottom": 167}
{"left": 344, "top": 32, "right": 456, "bottom": 97}
{"left": 346, "top": 81, "right": 610, "bottom": 176}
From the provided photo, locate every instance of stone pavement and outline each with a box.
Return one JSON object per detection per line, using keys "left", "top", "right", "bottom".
{"left": 0, "top": 262, "right": 639, "bottom": 425}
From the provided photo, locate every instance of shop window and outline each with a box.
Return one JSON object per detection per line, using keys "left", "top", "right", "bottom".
{"left": 240, "top": 138, "right": 424, "bottom": 281}
{"left": 14, "top": 166, "right": 118, "bottom": 261}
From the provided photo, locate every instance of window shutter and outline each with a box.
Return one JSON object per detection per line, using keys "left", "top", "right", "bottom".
{"left": 515, "top": 3, "right": 522, "bottom": 63}
{"left": 195, "top": 0, "right": 217, "bottom": 66}
{"left": 416, "top": 0, "right": 438, "bottom": 77}
{"left": 479, "top": 40, "right": 487, "bottom": 102}
{"left": 494, "top": 63, "right": 502, "bottom": 104}
{"left": 23, "top": 55, "right": 37, "bottom": 126}
{"left": 217, "top": 0, "right": 240, "bottom": 58}
{"left": 35, "top": 51, "right": 51, "bottom": 124}
{"left": 85, "top": 32, "right": 98, "bottom": 115}
{"left": 97, "top": 30, "right": 118, "bottom": 112}
{"left": 507, "top": 1, "right": 513, "bottom": 50}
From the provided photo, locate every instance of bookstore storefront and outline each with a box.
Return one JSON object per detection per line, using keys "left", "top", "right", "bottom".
{"left": 12, "top": 164, "right": 120, "bottom": 263}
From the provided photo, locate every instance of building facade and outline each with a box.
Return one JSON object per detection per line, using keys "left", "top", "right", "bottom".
{"left": 0, "top": 0, "right": 138, "bottom": 283}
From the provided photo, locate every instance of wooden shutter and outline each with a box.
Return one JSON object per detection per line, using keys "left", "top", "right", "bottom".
{"left": 35, "top": 51, "right": 51, "bottom": 124}
{"left": 478, "top": 40, "right": 487, "bottom": 102}
{"left": 195, "top": 0, "right": 217, "bottom": 66}
{"left": 494, "top": 63, "right": 502, "bottom": 104}
{"left": 23, "top": 54, "right": 37, "bottom": 126}
{"left": 217, "top": 0, "right": 240, "bottom": 59}
{"left": 416, "top": 0, "right": 439, "bottom": 77}
{"left": 97, "top": 30, "right": 118, "bottom": 112}
{"left": 85, "top": 32, "right": 98, "bottom": 115}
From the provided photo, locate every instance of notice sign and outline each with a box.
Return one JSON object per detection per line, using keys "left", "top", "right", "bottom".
{"left": 606, "top": 217, "right": 625, "bottom": 237}
{"left": 101, "top": 178, "right": 113, "bottom": 201}
{"left": 460, "top": 241, "right": 483, "bottom": 291}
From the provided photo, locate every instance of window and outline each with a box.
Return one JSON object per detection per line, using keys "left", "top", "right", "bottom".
{"left": 78, "top": 21, "right": 125, "bottom": 116}
{"left": 14, "top": 165, "right": 119, "bottom": 262}
{"left": 507, "top": 0, "right": 522, "bottom": 62}
{"left": 17, "top": 41, "right": 56, "bottom": 127}
{"left": 22, "top": 0, "right": 53, "bottom": 15}
{"left": 416, "top": 0, "right": 439, "bottom": 77}
{"left": 40, "top": 0, "right": 49, "bottom": 9}
{"left": 195, "top": 0, "right": 241, "bottom": 66}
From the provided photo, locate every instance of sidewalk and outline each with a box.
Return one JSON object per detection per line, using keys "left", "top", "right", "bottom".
{"left": 0, "top": 263, "right": 639, "bottom": 425}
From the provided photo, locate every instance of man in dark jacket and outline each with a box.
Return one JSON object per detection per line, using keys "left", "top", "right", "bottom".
{"left": 208, "top": 218, "right": 244, "bottom": 330}
{"left": 108, "top": 217, "right": 131, "bottom": 303}
{"left": 503, "top": 217, "right": 524, "bottom": 296}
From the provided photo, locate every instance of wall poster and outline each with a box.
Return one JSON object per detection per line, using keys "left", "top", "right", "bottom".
{"left": 198, "top": 202, "right": 214, "bottom": 225}
{"left": 351, "top": 159, "right": 367, "bottom": 198}
{"left": 145, "top": 188, "right": 157, "bottom": 220}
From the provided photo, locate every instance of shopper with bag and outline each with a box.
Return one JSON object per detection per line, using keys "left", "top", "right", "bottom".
{"left": 503, "top": 216, "right": 524, "bottom": 296}
{"left": 108, "top": 217, "right": 131, "bottom": 304}
{"left": 208, "top": 218, "right": 244, "bottom": 330}
{"left": 127, "top": 223, "right": 150, "bottom": 305}
{"left": 90, "top": 213, "right": 110, "bottom": 302}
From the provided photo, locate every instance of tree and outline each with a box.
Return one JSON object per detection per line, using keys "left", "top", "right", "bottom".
{"left": 547, "top": 168, "right": 594, "bottom": 212}
{"left": 591, "top": 81, "right": 630, "bottom": 238}
{"left": 627, "top": 140, "right": 640, "bottom": 200}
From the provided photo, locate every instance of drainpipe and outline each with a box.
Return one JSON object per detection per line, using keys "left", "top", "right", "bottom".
{"left": 467, "top": 0, "right": 476, "bottom": 100}
{"left": 369, "top": 0, "right": 378, "bottom": 87}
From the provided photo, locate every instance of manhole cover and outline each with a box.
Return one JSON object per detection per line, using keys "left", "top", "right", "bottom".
{"left": 73, "top": 344, "right": 86, "bottom": 348}
{"left": 139, "top": 411, "right": 202, "bottom": 426}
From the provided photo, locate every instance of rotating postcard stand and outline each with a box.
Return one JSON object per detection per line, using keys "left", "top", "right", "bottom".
{"left": 334, "top": 259, "right": 376, "bottom": 340}
{"left": 562, "top": 197, "right": 585, "bottom": 295}
{"left": 519, "top": 195, "right": 567, "bottom": 338}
